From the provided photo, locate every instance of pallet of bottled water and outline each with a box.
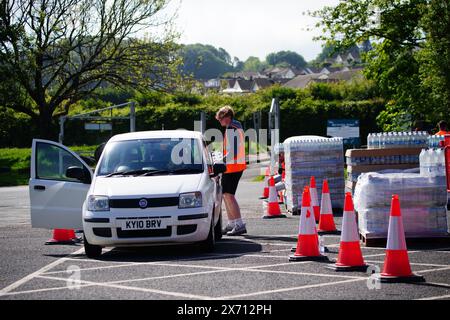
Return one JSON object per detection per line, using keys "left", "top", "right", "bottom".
{"left": 367, "top": 131, "right": 429, "bottom": 149}
{"left": 419, "top": 148, "right": 446, "bottom": 177}
{"left": 283, "top": 136, "right": 345, "bottom": 212}
{"left": 354, "top": 170, "right": 449, "bottom": 239}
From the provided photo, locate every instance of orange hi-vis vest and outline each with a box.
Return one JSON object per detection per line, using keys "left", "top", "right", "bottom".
{"left": 223, "top": 119, "right": 247, "bottom": 173}
{"left": 436, "top": 130, "right": 450, "bottom": 136}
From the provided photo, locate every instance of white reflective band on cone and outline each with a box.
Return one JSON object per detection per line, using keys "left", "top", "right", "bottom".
{"left": 320, "top": 193, "right": 332, "bottom": 215}
{"left": 340, "top": 210, "right": 359, "bottom": 242}
{"left": 268, "top": 184, "right": 278, "bottom": 202}
{"left": 386, "top": 216, "right": 407, "bottom": 250}
{"left": 310, "top": 187, "right": 319, "bottom": 207}
{"left": 298, "top": 208, "right": 316, "bottom": 235}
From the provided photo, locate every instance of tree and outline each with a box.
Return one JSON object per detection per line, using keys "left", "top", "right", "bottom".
{"left": 266, "top": 51, "right": 307, "bottom": 69}
{"left": 242, "top": 56, "right": 266, "bottom": 72}
{"left": 312, "top": 0, "right": 450, "bottom": 130}
{"left": 0, "top": 0, "right": 181, "bottom": 139}
{"left": 180, "top": 44, "right": 233, "bottom": 79}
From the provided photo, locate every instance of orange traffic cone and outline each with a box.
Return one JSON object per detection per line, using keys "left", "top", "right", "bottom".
{"left": 309, "top": 176, "right": 320, "bottom": 222}
{"left": 263, "top": 176, "right": 286, "bottom": 219}
{"left": 278, "top": 191, "right": 284, "bottom": 204}
{"left": 45, "top": 229, "right": 77, "bottom": 245}
{"left": 328, "top": 193, "right": 368, "bottom": 271}
{"left": 376, "top": 195, "right": 424, "bottom": 283}
{"left": 289, "top": 187, "right": 328, "bottom": 262}
{"left": 259, "top": 167, "right": 270, "bottom": 199}
{"left": 318, "top": 179, "right": 340, "bottom": 235}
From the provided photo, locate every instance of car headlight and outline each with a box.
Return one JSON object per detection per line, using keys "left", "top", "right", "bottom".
{"left": 88, "top": 195, "right": 110, "bottom": 212}
{"left": 179, "top": 192, "right": 202, "bottom": 209}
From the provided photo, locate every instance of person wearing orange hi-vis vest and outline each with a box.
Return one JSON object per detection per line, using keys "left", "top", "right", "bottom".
{"left": 216, "top": 106, "right": 247, "bottom": 236}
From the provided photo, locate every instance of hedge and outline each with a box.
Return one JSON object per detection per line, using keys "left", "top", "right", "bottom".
{"left": 0, "top": 82, "right": 385, "bottom": 147}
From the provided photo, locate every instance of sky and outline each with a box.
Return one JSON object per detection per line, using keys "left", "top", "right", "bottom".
{"left": 165, "top": 0, "right": 340, "bottom": 62}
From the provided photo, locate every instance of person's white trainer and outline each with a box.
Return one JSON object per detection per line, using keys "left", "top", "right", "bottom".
{"left": 222, "top": 223, "right": 234, "bottom": 235}
{"left": 226, "top": 223, "right": 247, "bottom": 236}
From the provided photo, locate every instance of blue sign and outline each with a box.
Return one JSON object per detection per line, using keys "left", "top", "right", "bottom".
{"left": 327, "top": 119, "right": 360, "bottom": 147}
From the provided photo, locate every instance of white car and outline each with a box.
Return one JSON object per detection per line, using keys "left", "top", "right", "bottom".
{"left": 29, "top": 130, "right": 226, "bottom": 258}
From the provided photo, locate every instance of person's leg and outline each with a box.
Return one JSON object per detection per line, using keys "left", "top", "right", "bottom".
{"left": 222, "top": 171, "right": 246, "bottom": 235}
{"left": 223, "top": 193, "right": 241, "bottom": 220}
{"left": 222, "top": 193, "right": 235, "bottom": 233}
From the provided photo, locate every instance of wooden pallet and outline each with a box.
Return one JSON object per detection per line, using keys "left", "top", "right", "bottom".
{"left": 360, "top": 233, "right": 450, "bottom": 248}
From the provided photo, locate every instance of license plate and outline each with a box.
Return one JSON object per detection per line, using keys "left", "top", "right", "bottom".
{"left": 121, "top": 219, "right": 167, "bottom": 230}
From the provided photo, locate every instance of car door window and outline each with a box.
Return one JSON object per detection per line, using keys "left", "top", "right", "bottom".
{"left": 36, "top": 142, "right": 86, "bottom": 182}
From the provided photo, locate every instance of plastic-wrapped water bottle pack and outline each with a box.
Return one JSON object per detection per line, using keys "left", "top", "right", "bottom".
{"left": 354, "top": 170, "right": 448, "bottom": 238}
{"left": 283, "top": 136, "right": 345, "bottom": 212}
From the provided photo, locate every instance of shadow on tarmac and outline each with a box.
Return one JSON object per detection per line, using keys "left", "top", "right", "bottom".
{"left": 44, "top": 238, "right": 263, "bottom": 263}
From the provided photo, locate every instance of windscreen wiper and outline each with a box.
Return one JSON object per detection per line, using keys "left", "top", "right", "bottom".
{"left": 105, "top": 169, "right": 158, "bottom": 177}
{"left": 140, "top": 168, "right": 203, "bottom": 176}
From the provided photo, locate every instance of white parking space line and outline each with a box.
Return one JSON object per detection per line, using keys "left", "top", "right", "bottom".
{"left": 216, "top": 278, "right": 366, "bottom": 300}
{"left": 417, "top": 294, "right": 450, "bottom": 300}
{"left": 36, "top": 274, "right": 213, "bottom": 300}
{"left": 120, "top": 261, "right": 366, "bottom": 280}
{"left": 365, "top": 260, "right": 450, "bottom": 268}
{"left": 0, "top": 247, "right": 85, "bottom": 296}
{"left": 216, "top": 265, "right": 450, "bottom": 300}
{"left": 0, "top": 284, "right": 96, "bottom": 297}
{"left": 42, "top": 250, "right": 301, "bottom": 275}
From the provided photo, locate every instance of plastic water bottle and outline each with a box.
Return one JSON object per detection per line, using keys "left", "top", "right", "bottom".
{"left": 435, "top": 148, "right": 445, "bottom": 175}
{"left": 426, "top": 149, "right": 434, "bottom": 176}
{"left": 367, "top": 133, "right": 374, "bottom": 149}
{"left": 419, "top": 149, "right": 426, "bottom": 175}
{"left": 319, "top": 235, "right": 325, "bottom": 254}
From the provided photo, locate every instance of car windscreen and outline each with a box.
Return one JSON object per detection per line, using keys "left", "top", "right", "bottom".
{"left": 97, "top": 138, "right": 204, "bottom": 176}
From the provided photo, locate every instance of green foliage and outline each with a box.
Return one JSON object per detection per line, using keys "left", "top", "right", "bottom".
{"left": 242, "top": 57, "right": 267, "bottom": 72}
{"left": 266, "top": 51, "right": 307, "bottom": 69}
{"left": 180, "top": 44, "right": 234, "bottom": 79}
{"left": 1, "top": 79, "right": 384, "bottom": 148}
{"left": 0, "top": 0, "right": 181, "bottom": 139}
{"left": 0, "top": 145, "right": 97, "bottom": 186}
{"left": 312, "top": 0, "right": 450, "bottom": 131}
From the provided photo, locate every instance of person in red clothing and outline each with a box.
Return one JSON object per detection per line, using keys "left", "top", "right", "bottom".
{"left": 435, "top": 121, "right": 450, "bottom": 136}
{"left": 215, "top": 106, "right": 247, "bottom": 236}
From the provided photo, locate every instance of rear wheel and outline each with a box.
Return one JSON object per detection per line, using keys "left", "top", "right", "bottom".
{"left": 199, "top": 215, "right": 215, "bottom": 252}
{"left": 84, "top": 234, "right": 102, "bottom": 259}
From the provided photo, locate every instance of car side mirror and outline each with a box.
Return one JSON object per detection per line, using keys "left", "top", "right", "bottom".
{"left": 66, "top": 166, "right": 91, "bottom": 184}
{"left": 211, "top": 163, "right": 226, "bottom": 177}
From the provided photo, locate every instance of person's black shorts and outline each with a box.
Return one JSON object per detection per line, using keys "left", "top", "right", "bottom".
{"left": 221, "top": 171, "right": 243, "bottom": 195}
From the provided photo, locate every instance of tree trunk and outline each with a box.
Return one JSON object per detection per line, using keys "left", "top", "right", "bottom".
{"left": 37, "top": 109, "right": 57, "bottom": 141}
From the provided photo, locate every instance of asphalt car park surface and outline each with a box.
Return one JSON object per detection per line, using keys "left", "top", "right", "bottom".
{"left": 0, "top": 167, "right": 450, "bottom": 300}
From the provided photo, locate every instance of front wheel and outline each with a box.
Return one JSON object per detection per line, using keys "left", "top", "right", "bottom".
{"left": 199, "top": 215, "right": 215, "bottom": 253}
{"left": 84, "top": 234, "right": 102, "bottom": 259}
{"left": 214, "top": 206, "right": 223, "bottom": 241}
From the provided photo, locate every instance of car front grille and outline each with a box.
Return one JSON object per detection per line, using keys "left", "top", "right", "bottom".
{"left": 110, "top": 197, "right": 178, "bottom": 209}
{"left": 116, "top": 227, "right": 172, "bottom": 238}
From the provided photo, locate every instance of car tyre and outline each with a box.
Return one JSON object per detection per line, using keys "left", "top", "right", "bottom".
{"left": 84, "top": 234, "right": 102, "bottom": 259}
{"left": 214, "top": 207, "right": 223, "bottom": 241}
{"left": 199, "top": 214, "right": 215, "bottom": 253}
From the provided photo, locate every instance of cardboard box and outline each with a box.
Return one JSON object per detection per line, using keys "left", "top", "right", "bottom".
{"left": 345, "top": 147, "right": 422, "bottom": 158}
{"left": 347, "top": 163, "right": 419, "bottom": 174}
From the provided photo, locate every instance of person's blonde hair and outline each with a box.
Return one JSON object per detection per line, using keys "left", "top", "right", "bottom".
{"left": 215, "top": 106, "right": 235, "bottom": 120}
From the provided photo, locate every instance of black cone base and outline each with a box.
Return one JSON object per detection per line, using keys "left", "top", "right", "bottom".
{"left": 326, "top": 264, "right": 370, "bottom": 272}
{"left": 263, "top": 214, "right": 287, "bottom": 219}
{"left": 45, "top": 239, "right": 77, "bottom": 245}
{"left": 289, "top": 254, "right": 329, "bottom": 262}
{"left": 318, "top": 230, "right": 341, "bottom": 235}
{"left": 375, "top": 273, "right": 425, "bottom": 283}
